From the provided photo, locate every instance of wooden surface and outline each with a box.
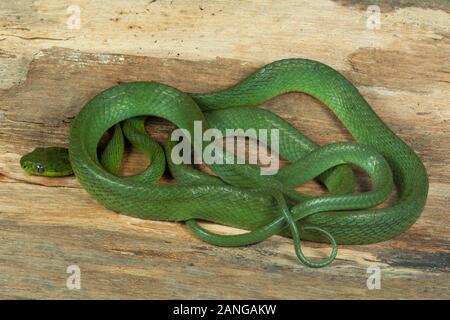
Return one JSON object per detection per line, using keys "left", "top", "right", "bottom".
{"left": 0, "top": 0, "right": 449, "bottom": 299}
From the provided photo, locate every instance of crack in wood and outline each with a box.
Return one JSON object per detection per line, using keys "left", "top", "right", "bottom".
{"left": 0, "top": 34, "right": 75, "bottom": 41}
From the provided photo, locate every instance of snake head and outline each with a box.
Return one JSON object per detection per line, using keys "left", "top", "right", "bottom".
{"left": 20, "top": 147, "right": 73, "bottom": 177}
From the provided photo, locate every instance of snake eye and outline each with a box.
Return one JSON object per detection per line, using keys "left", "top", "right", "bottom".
{"left": 35, "top": 164, "right": 45, "bottom": 173}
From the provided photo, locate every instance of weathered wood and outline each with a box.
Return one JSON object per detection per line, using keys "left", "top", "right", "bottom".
{"left": 0, "top": 0, "right": 449, "bottom": 299}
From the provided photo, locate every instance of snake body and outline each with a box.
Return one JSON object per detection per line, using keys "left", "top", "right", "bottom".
{"left": 21, "top": 59, "right": 428, "bottom": 267}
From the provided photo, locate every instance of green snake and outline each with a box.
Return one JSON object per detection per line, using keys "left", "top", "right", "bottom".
{"left": 20, "top": 59, "right": 428, "bottom": 268}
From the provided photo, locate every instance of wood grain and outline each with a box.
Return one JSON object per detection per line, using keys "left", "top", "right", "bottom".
{"left": 0, "top": 0, "right": 449, "bottom": 299}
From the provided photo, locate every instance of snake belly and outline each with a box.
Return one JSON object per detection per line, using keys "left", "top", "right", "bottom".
{"left": 68, "top": 59, "right": 428, "bottom": 251}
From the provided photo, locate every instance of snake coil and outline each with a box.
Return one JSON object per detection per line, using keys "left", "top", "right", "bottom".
{"left": 25, "top": 59, "right": 429, "bottom": 268}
